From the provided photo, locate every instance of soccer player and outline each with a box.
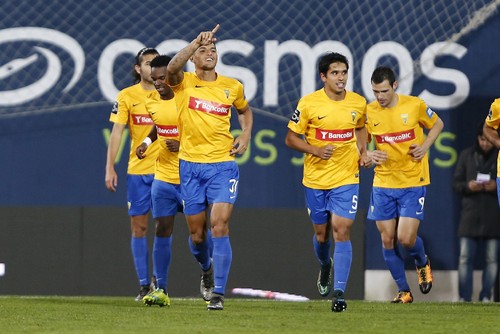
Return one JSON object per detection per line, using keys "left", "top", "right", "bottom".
{"left": 105, "top": 47, "right": 159, "bottom": 301}
{"left": 365, "top": 66, "right": 444, "bottom": 303}
{"left": 483, "top": 98, "right": 500, "bottom": 207}
{"left": 166, "top": 24, "right": 253, "bottom": 311}
{"left": 134, "top": 55, "right": 181, "bottom": 307}
{"left": 285, "top": 52, "right": 369, "bottom": 312}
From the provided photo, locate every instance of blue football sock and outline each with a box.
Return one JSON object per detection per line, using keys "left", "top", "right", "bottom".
{"left": 207, "top": 228, "right": 214, "bottom": 258}
{"left": 333, "top": 241, "right": 352, "bottom": 293}
{"left": 188, "top": 236, "right": 211, "bottom": 271}
{"left": 153, "top": 236, "right": 172, "bottom": 291}
{"left": 313, "top": 235, "right": 332, "bottom": 267}
{"left": 131, "top": 236, "right": 149, "bottom": 286}
{"left": 383, "top": 248, "right": 410, "bottom": 291}
{"left": 407, "top": 236, "right": 427, "bottom": 267}
{"left": 212, "top": 236, "right": 232, "bottom": 295}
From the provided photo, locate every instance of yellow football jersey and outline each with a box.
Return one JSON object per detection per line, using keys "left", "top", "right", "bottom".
{"left": 485, "top": 98, "right": 500, "bottom": 177}
{"left": 288, "top": 89, "right": 367, "bottom": 189}
{"left": 366, "top": 94, "right": 439, "bottom": 188}
{"left": 170, "top": 72, "right": 248, "bottom": 163}
{"left": 145, "top": 95, "right": 180, "bottom": 184}
{"left": 109, "top": 83, "right": 159, "bottom": 175}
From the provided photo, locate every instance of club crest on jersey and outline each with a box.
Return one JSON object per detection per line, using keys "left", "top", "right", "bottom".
{"left": 224, "top": 89, "right": 230, "bottom": 99}
{"left": 401, "top": 113, "right": 408, "bottom": 124}
{"left": 189, "top": 97, "right": 230, "bottom": 116}
{"left": 351, "top": 111, "right": 357, "bottom": 121}
{"left": 487, "top": 108, "right": 492, "bottom": 120}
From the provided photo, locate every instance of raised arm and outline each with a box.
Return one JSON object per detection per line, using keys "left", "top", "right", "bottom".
{"left": 167, "top": 24, "right": 220, "bottom": 86}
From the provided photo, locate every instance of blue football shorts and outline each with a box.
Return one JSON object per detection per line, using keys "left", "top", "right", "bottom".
{"left": 179, "top": 160, "right": 239, "bottom": 215}
{"left": 151, "top": 179, "right": 183, "bottom": 219}
{"left": 126, "top": 174, "right": 154, "bottom": 216}
{"left": 305, "top": 184, "right": 359, "bottom": 224}
{"left": 367, "top": 186, "right": 426, "bottom": 221}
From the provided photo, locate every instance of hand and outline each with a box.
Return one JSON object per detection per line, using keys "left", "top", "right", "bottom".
{"left": 468, "top": 180, "right": 484, "bottom": 192}
{"left": 359, "top": 151, "right": 372, "bottom": 168}
{"left": 105, "top": 168, "right": 118, "bottom": 192}
{"left": 136, "top": 143, "right": 148, "bottom": 159}
{"left": 195, "top": 24, "right": 220, "bottom": 46}
{"left": 408, "top": 144, "right": 425, "bottom": 161}
{"left": 166, "top": 139, "right": 180, "bottom": 152}
{"left": 483, "top": 180, "right": 497, "bottom": 192}
{"left": 230, "top": 134, "right": 249, "bottom": 156}
{"left": 315, "top": 144, "right": 335, "bottom": 160}
{"left": 367, "top": 150, "right": 388, "bottom": 165}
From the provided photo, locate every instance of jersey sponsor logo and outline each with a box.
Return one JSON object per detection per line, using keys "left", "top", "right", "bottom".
{"left": 156, "top": 125, "right": 178, "bottom": 137}
{"left": 132, "top": 114, "right": 153, "bottom": 125}
{"left": 374, "top": 129, "right": 415, "bottom": 144}
{"left": 315, "top": 128, "right": 354, "bottom": 142}
{"left": 188, "top": 97, "right": 230, "bottom": 116}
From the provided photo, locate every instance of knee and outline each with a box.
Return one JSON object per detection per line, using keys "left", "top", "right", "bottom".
{"left": 131, "top": 223, "right": 147, "bottom": 237}
{"left": 190, "top": 231, "right": 206, "bottom": 244}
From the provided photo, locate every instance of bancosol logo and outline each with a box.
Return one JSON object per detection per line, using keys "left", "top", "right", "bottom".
{"left": 0, "top": 27, "right": 84, "bottom": 106}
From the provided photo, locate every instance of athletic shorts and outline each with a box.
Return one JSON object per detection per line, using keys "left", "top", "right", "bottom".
{"left": 151, "top": 179, "right": 182, "bottom": 219}
{"left": 126, "top": 174, "right": 154, "bottom": 216}
{"left": 179, "top": 160, "right": 239, "bottom": 215}
{"left": 367, "top": 186, "right": 426, "bottom": 221}
{"left": 305, "top": 184, "right": 359, "bottom": 224}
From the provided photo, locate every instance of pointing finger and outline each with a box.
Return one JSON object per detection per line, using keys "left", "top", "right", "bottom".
{"left": 212, "top": 24, "right": 220, "bottom": 34}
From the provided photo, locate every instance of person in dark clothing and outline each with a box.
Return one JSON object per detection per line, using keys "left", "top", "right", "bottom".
{"left": 453, "top": 122, "right": 500, "bottom": 302}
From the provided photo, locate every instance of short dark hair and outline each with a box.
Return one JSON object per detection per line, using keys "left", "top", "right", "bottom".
{"left": 318, "top": 52, "right": 349, "bottom": 75}
{"left": 150, "top": 55, "right": 172, "bottom": 68}
{"left": 371, "top": 66, "right": 396, "bottom": 86}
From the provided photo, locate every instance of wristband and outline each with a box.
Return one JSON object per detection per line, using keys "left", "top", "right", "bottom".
{"left": 142, "top": 137, "right": 152, "bottom": 147}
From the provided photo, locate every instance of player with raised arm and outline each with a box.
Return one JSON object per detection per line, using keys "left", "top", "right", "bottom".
{"left": 105, "top": 47, "right": 159, "bottom": 301}
{"left": 134, "top": 55, "right": 181, "bottom": 307}
{"left": 285, "top": 52, "right": 369, "bottom": 312}
{"left": 365, "top": 66, "right": 444, "bottom": 303}
{"left": 166, "top": 24, "right": 253, "bottom": 311}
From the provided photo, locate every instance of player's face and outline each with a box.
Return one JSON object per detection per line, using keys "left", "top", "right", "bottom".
{"left": 192, "top": 43, "right": 218, "bottom": 71}
{"left": 372, "top": 80, "right": 397, "bottom": 108}
{"left": 151, "top": 66, "right": 171, "bottom": 98}
{"left": 321, "top": 62, "right": 348, "bottom": 96}
{"left": 137, "top": 53, "right": 158, "bottom": 85}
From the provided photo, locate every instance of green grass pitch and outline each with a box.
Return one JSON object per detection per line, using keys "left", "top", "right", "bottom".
{"left": 0, "top": 296, "right": 499, "bottom": 333}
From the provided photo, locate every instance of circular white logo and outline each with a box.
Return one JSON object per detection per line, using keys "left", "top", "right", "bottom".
{"left": 0, "top": 27, "right": 85, "bottom": 106}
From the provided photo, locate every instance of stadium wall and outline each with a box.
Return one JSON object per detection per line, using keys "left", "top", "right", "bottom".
{"left": 0, "top": 207, "right": 365, "bottom": 300}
